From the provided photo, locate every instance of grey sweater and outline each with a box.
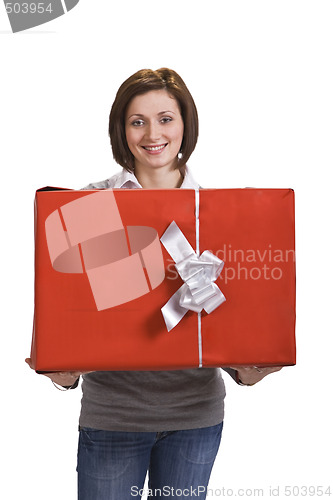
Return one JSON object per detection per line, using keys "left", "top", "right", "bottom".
{"left": 79, "top": 369, "right": 225, "bottom": 432}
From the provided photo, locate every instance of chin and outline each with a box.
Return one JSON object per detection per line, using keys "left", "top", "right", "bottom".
{"left": 146, "top": 160, "right": 173, "bottom": 169}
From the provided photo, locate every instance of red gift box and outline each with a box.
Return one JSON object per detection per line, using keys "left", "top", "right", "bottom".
{"left": 31, "top": 188, "right": 296, "bottom": 371}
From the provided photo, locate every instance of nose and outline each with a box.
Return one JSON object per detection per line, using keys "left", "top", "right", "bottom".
{"left": 145, "top": 121, "right": 162, "bottom": 142}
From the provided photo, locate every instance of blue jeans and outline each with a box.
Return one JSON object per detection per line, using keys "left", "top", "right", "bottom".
{"left": 77, "top": 422, "right": 223, "bottom": 499}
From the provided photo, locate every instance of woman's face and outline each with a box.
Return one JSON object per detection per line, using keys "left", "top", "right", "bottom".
{"left": 125, "top": 89, "right": 184, "bottom": 173}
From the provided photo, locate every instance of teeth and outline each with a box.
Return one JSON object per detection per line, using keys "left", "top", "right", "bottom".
{"left": 144, "top": 144, "right": 166, "bottom": 151}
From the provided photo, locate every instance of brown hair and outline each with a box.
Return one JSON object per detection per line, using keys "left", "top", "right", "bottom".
{"left": 109, "top": 68, "right": 199, "bottom": 172}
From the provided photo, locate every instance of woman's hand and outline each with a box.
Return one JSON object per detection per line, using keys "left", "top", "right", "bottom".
{"left": 230, "top": 365, "right": 283, "bottom": 386}
{"left": 25, "top": 358, "right": 92, "bottom": 387}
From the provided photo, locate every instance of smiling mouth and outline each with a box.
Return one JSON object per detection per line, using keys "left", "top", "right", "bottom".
{"left": 142, "top": 144, "right": 167, "bottom": 152}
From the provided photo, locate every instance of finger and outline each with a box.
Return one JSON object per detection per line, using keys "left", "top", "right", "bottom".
{"left": 229, "top": 366, "right": 253, "bottom": 372}
{"left": 257, "top": 366, "right": 283, "bottom": 373}
{"left": 229, "top": 366, "right": 251, "bottom": 370}
{"left": 230, "top": 366, "right": 283, "bottom": 372}
{"left": 25, "top": 358, "right": 33, "bottom": 369}
{"left": 266, "top": 366, "right": 283, "bottom": 373}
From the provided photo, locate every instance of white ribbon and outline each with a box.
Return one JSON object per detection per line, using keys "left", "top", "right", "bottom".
{"left": 160, "top": 221, "right": 226, "bottom": 332}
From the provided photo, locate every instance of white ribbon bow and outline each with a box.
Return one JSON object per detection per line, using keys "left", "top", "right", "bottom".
{"left": 160, "top": 221, "right": 226, "bottom": 332}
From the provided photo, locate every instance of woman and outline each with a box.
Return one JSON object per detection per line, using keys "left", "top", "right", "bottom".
{"left": 26, "top": 68, "right": 281, "bottom": 499}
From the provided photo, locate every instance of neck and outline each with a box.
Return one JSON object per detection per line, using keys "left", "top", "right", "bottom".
{"left": 134, "top": 164, "right": 184, "bottom": 189}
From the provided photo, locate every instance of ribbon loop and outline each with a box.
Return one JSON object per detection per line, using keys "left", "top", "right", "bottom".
{"left": 160, "top": 221, "right": 226, "bottom": 331}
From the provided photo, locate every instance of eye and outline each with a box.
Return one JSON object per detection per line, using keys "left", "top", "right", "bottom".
{"left": 160, "top": 117, "right": 172, "bottom": 124}
{"left": 131, "top": 119, "right": 144, "bottom": 127}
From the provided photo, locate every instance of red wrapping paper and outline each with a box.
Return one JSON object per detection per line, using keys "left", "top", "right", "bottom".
{"left": 31, "top": 188, "right": 296, "bottom": 371}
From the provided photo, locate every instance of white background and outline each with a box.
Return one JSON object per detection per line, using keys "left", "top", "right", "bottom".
{"left": 1, "top": 1, "right": 332, "bottom": 499}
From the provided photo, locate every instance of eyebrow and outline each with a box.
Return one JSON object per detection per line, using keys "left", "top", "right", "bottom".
{"left": 127, "top": 110, "right": 176, "bottom": 119}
